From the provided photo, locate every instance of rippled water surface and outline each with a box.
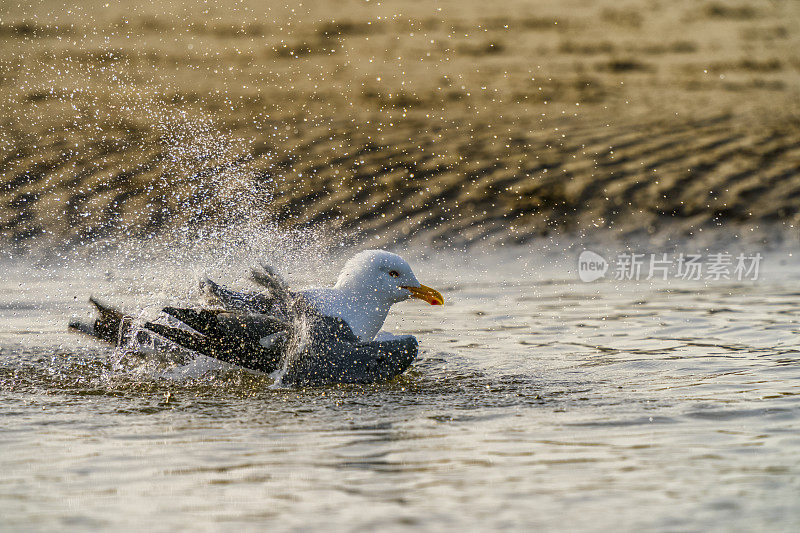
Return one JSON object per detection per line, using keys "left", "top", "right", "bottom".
{"left": 2, "top": 248, "right": 800, "bottom": 531}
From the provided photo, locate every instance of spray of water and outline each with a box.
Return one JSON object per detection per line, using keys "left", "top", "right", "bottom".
{"left": 7, "top": 58, "right": 357, "bottom": 383}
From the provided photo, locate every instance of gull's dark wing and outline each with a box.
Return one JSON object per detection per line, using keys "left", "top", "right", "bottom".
{"left": 69, "top": 299, "right": 288, "bottom": 374}
{"left": 145, "top": 309, "right": 289, "bottom": 373}
{"left": 250, "top": 263, "right": 292, "bottom": 305}
{"left": 200, "top": 277, "right": 289, "bottom": 316}
{"left": 68, "top": 297, "right": 126, "bottom": 344}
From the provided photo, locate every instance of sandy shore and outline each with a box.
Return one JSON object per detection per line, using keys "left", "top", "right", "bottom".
{"left": 1, "top": 0, "right": 799, "bottom": 254}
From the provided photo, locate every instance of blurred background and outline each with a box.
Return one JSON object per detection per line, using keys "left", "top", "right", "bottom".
{"left": 1, "top": 0, "right": 799, "bottom": 255}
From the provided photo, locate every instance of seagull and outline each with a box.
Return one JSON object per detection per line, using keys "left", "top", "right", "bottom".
{"left": 69, "top": 250, "right": 444, "bottom": 385}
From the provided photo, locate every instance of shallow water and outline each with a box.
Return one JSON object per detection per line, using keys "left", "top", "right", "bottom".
{"left": 2, "top": 247, "right": 800, "bottom": 531}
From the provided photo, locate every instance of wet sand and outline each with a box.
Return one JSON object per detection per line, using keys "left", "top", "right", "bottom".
{"left": 1, "top": 0, "right": 799, "bottom": 253}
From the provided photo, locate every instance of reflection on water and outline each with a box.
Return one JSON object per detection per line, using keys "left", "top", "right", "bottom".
{"left": 1, "top": 249, "right": 800, "bottom": 531}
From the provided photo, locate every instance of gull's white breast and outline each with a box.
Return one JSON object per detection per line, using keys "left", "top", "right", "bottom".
{"left": 299, "top": 288, "right": 390, "bottom": 342}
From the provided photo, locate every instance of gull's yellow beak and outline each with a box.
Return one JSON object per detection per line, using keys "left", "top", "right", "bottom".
{"left": 402, "top": 284, "right": 444, "bottom": 305}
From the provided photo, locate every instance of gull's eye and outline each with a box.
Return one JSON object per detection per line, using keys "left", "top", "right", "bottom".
{"left": 389, "top": 270, "right": 400, "bottom": 278}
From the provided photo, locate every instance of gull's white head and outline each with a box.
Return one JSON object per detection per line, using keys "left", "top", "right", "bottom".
{"left": 301, "top": 250, "right": 443, "bottom": 341}
{"left": 334, "top": 250, "right": 444, "bottom": 306}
